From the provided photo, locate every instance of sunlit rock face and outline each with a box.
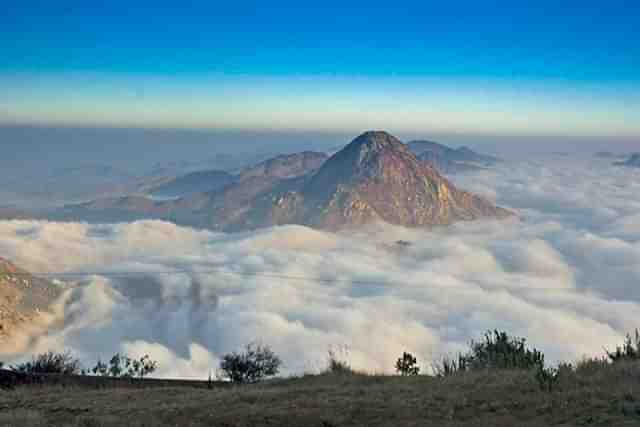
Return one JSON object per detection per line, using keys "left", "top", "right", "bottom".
{"left": 0, "top": 257, "right": 61, "bottom": 341}
{"left": 249, "top": 131, "right": 512, "bottom": 230}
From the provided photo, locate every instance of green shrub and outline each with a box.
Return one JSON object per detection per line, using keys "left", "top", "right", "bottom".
{"left": 12, "top": 351, "right": 81, "bottom": 375}
{"left": 462, "top": 330, "right": 544, "bottom": 371}
{"left": 535, "top": 365, "right": 560, "bottom": 392}
{"left": 324, "top": 345, "right": 355, "bottom": 375}
{"left": 575, "top": 356, "right": 609, "bottom": 376}
{"left": 92, "top": 353, "right": 158, "bottom": 379}
{"left": 606, "top": 330, "right": 640, "bottom": 362}
{"left": 434, "top": 330, "right": 545, "bottom": 377}
{"left": 433, "top": 354, "right": 467, "bottom": 377}
{"left": 395, "top": 352, "right": 420, "bottom": 376}
{"left": 219, "top": 343, "right": 282, "bottom": 384}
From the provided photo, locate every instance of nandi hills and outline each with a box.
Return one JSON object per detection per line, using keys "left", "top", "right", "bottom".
{"left": 1, "top": 2, "right": 639, "bottom": 426}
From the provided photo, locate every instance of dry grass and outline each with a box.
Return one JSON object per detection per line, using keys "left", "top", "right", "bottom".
{"left": 1, "top": 362, "right": 640, "bottom": 426}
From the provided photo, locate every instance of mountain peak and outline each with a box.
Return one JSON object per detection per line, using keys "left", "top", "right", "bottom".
{"left": 329, "top": 130, "right": 410, "bottom": 168}
{"left": 345, "top": 131, "right": 408, "bottom": 157}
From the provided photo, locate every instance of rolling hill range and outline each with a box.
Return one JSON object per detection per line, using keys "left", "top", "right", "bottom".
{"left": 407, "top": 140, "right": 501, "bottom": 174}
{"left": 146, "top": 170, "right": 237, "bottom": 198}
{"left": 50, "top": 131, "right": 511, "bottom": 231}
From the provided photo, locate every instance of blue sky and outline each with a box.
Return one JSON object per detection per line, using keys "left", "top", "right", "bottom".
{"left": 2, "top": 1, "right": 639, "bottom": 136}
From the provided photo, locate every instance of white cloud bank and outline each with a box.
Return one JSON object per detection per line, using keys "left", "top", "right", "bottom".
{"left": 1, "top": 157, "right": 639, "bottom": 377}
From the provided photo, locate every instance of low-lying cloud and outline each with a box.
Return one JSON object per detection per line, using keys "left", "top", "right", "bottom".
{"left": 1, "top": 157, "right": 639, "bottom": 378}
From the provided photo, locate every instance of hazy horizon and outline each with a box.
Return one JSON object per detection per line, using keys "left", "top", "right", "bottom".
{"left": 1, "top": 123, "right": 637, "bottom": 171}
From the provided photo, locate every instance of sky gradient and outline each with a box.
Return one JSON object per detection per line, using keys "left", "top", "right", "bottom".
{"left": 2, "top": 1, "right": 639, "bottom": 136}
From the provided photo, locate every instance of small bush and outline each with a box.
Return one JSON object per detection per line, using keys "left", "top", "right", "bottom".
{"left": 535, "top": 365, "right": 560, "bottom": 392}
{"left": 395, "top": 352, "right": 419, "bottom": 376}
{"left": 92, "top": 353, "right": 158, "bottom": 379}
{"left": 219, "top": 343, "right": 282, "bottom": 384}
{"left": 324, "top": 345, "right": 355, "bottom": 375}
{"left": 606, "top": 330, "right": 640, "bottom": 362}
{"left": 432, "top": 354, "right": 467, "bottom": 377}
{"left": 575, "top": 356, "right": 609, "bottom": 376}
{"left": 12, "top": 351, "right": 81, "bottom": 375}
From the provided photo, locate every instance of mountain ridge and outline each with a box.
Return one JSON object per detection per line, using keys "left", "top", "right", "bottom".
{"left": 407, "top": 140, "right": 501, "bottom": 174}
{"left": 50, "top": 131, "right": 512, "bottom": 231}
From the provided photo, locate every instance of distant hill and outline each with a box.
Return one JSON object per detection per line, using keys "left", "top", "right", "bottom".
{"left": 595, "top": 151, "right": 628, "bottom": 160}
{"left": 139, "top": 151, "right": 329, "bottom": 199}
{"left": 238, "top": 151, "right": 328, "bottom": 181}
{"left": 595, "top": 151, "right": 613, "bottom": 159}
{"left": 0, "top": 164, "right": 137, "bottom": 204}
{"left": 53, "top": 151, "right": 329, "bottom": 228}
{"left": 147, "top": 170, "right": 237, "bottom": 198}
{"left": 406, "top": 140, "right": 501, "bottom": 174}
{"left": 613, "top": 153, "right": 640, "bottom": 168}
{"left": 0, "top": 258, "right": 62, "bottom": 340}
{"left": 0, "top": 205, "right": 31, "bottom": 220}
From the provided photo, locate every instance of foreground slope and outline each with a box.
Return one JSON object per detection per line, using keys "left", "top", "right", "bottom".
{"left": 3, "top": 364, "right": 640, "bottom": 426}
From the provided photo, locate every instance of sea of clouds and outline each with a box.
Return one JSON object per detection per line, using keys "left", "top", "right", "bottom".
{"left": 1, "top": 157, "right": 639, "bottom": 378}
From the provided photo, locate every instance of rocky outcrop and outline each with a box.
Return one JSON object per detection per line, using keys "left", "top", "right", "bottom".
{"left": 0, "top": 258, "right": 61, "bottom": 341}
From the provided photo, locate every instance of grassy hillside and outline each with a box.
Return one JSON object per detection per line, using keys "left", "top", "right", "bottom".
{"left": 2, "top": 361, "right": 640, "bottom": 426}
